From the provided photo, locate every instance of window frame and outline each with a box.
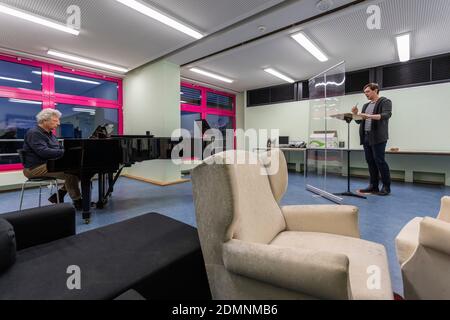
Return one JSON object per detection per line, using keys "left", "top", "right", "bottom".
{"left": 0, "top": 52, "right": 123, "bottom": 172}
{"left": 180, "top": 82, "right": 236, "bottom": 150}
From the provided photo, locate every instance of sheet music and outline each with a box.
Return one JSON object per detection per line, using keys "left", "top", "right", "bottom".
{"left": 329, "top": 113, "right": 363, "bottom": 121}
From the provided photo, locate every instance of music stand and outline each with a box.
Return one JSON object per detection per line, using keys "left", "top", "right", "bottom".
{"left": 330, "top": 113, "right": 367, "bottom": 199}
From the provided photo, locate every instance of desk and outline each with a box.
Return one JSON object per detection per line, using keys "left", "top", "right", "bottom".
{"left": 280, "top": 148, "right": 450, "bottom": 186}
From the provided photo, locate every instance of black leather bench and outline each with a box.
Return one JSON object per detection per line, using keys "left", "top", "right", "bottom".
{"left": 0, "top": 204, "right": 211, "bottom": 300}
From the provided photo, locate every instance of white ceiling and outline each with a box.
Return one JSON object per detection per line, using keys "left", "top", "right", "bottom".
{"left": 1, "top": 0, "right": 449, "bottom": 92}
{"left": 180, "top": 0, "right": 450, "bottom": 92}
{"left": 0, "top": 0, "right": 284, "bottom": 75}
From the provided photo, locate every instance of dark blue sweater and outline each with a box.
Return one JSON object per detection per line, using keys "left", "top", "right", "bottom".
{"left": 23, "top": 126, "right": 64, "bottom": 169}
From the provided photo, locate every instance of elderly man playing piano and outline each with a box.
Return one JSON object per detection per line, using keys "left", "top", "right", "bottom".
{"left": 22, "top": 109, "right": 82, "bottom": 210}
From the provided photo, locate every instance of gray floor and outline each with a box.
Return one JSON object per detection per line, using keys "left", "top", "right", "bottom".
{"left": 1, "top": 172, "right": 449, "bottom": 297}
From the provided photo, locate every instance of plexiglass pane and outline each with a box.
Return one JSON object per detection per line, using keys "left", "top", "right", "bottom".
{"left": 55, "top": 71, "right": 118, "bottom": 101}
{"left": 56, "top": 104, "right": 118, "bottom": 138}
{"left": 0, "top": 97, "right": 42, "bottom": 164}
{"left": 0, "top": 60, "right": 42, "bottom": 91}
{"left": 306, "top": 62, "right": 346, "bottom": 202}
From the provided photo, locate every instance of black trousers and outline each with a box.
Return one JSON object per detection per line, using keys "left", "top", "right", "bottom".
{"left": 363, "top": 133, "right": 391, "bottom": 188}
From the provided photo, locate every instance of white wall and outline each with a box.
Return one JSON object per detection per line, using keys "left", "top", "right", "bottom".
{"left": 245, "top": 82, "right": 450, "bottom": 151}
{"left": 244, "top": 82, "right": 450, "bottom": 185}
{"left": 122, "top": 60, "right": 182, "bottom": 184}
{"left": 245, "top": 99, "right": 310, "bottom": 147}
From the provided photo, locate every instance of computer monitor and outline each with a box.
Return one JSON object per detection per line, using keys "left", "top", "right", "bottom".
{"left": 278, "top": 136, "right": 289, "bottom": 146}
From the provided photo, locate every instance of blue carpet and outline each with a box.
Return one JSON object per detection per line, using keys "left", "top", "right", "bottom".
{"left": 1, "top": 173, "right": 449, "bottom": 297}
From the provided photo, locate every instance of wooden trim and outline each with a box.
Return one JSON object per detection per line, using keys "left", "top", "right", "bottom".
{"left": 122, "top": 174, "right": 190, "bottom": 186}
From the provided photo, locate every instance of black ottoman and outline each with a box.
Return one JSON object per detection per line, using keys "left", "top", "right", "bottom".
{"left": 0, "top": 213, "right": 211, "bottom": 300}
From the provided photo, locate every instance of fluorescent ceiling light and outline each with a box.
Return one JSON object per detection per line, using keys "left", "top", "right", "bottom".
{"left": 291, "top": 32, "right": 328, "bottom": 62}
{"left": 32, "top": 71, "right": 101, "bottom": 85}
{"left": 0, "top": 76, "right": 31, "bottom": 83}
{"left": 264, "top": 68, "right": 295, "bottom": 83}
{"left": 73, "top": 108, "right": 96, "bottom": 115}
{"left": 8, "top": 98, "right": 41, "bottom": 105}
{"left": 0, "top": 3, "right": 79, "bottom": 36}
{"left": 114, "top": 0, "right": 203, "bottom": 39}
{"left": 396, "top": 34, "right": 410, "bottom": 62}
{"left": 47, "top": 50, "right": 129, "bottom": 73}
{"left": 190, "top": 68, "right": 233, "bottom": 83}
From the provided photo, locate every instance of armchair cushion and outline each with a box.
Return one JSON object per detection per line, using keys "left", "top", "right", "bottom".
{"left": 0, "top": 218, "right": 16, "bottom": 274}
{"left": 270, "top": 231, "right": 393, "bottom": 300}
{"left": 223, "top": 239, "right": 351, "bottom": 300}
{"left": 281, "top": 205, "right": 360, "bottom": 238}
{"left": 395, "top": 217, "right": 422, "bottom": 265}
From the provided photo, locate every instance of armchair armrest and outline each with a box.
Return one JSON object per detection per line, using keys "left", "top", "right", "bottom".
{"left": 419, "top": 217, "right": 450, "bottom": 255}
{"left": 223, "top": 239, "right": 351, "bottom": 300}
{"left": 2, "top": 204, "right": 76, "bottom": 251}
{"left": 437, "top": 196, "right": 450, "bottom": 223}
{"left": 281, "top": 205, "right": 360, "bottom": 238}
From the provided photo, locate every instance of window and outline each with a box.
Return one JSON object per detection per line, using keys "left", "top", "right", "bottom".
{"left": 207, "top": 92, "right": 233, "bottom": 110}
{"left": 206, "top": 114, "right": 234, "bottom": 151}
{"left": 0, "top": 59, "right": 42, "bottom": 91}
{"left": 54, "top": 71, "right": 119, "bottom": 101}
{"left": 382, "top": 60, "right": 431, "bottom": 88}
{"left": 0, "top": 97, "right": 42, "bottom": 165}
{"left": 0, "top": 53, "right": 123, "bottom": 171}
{"left": 56, "top": 104, "right": 119, "bottom": 138}
{"left": 180, "top": 82, "right": 236, "bottom": 155}
{"left": 432, "top": 56, "right": 450, "bottom": 81}
{"left": 181, "top": 86, "right": 201, "bottom": 106}
{"left": 247, "top": 84, "right": 296, "bottom": 107}
{"left": 181, "top": 111, "right": 201, "bottom": 136}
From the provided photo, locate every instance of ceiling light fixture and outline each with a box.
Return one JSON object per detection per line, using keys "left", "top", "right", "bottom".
{"left": 291, "top": 32, "right": 328, "bottom": 62}
{"left": 114, "top": 0, "right": 203, "bottom": 39}
{"left": 0, "top": 76, "right": 31, "bottom": 83}
{"left": 47, "top": 50, "right": 129, "bottom": 73}
{"left": 0, "top": 3, "right": 79, "bottom": 35}
{"left": 396, "top": 34, "right": 410, "bottom": 62}
{"left": 264, "top": 68, "right": 295, "bottom": 83}
{"left": 8, "top": 98, "right": 41, "bottom": 105}
{"left": 190, "top": 68, "right": 233, "bottom": 83}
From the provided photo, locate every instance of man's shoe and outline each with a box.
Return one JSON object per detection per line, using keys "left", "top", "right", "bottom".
{"left": 358, "top": 186, "right": 380, "bottom": 194}
{"left": 73, "top": 199, "right": 83, "bottom": 211}
{"left": 48, "top": 189, "right": 67, "bottom": 204}
{"left": 378, "top": 185, "right": 391, "bottom": 196}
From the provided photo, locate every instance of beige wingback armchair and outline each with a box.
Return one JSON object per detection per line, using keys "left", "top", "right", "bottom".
{"left": 191, "top": 149, "right": 393, "bottom": 300}
{"left": 396, "top": 196, "right": 450, "bottom": 300}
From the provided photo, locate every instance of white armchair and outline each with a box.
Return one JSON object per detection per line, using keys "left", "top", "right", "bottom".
{"left": 396, "top": 196, "right": 450, "bottom": 299}
{"left": 192, "top": 149, "right": 393, "bottom": 300}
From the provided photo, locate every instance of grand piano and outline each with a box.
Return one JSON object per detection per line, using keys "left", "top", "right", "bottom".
{"left": 47, "top": 135, "right": 179, "bottom": 224}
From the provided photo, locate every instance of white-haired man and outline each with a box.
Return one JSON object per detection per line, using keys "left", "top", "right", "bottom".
{"left": 22, "top": 109, "right": 82, "bottom": 209}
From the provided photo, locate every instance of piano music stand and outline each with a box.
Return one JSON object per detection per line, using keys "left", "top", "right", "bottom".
{"left": 331, "top": 113, "right": 367, "bottom": 200}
